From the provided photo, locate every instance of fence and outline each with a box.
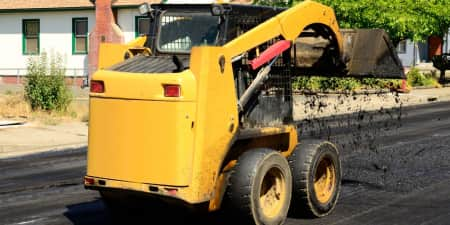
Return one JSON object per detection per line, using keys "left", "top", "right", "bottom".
{"left": 0, "top": 68, "right": 88, "bottom": 85}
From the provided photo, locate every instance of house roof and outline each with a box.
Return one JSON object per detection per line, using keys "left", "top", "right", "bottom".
{"left": 0, "top": 0, "right": 154, "bottom": 11}
{"left": 0, "top": 0, "right": 253, "bottom": 11}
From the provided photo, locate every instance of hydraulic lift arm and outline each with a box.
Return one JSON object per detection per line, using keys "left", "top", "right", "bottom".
{"left": 224, "top": 0, "right": 342, "bottom": 59}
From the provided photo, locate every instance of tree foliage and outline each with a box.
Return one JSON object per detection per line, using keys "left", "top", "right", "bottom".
{"left": 256, "top": 0, "right": 450, "bottom": 44}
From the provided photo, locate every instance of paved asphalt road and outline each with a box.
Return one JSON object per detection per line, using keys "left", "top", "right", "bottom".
{"left": 0, "top": 101, "right": 449, "bottom": 225}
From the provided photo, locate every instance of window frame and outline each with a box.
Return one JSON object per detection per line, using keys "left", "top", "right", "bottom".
{"left": 397, "top": 40, "right": 407, "bottom": 54}
{"left": 72, "top": 17, "right": 88, "bottom": 55}
{"left": 135, "top": 16, "right": 151, "bottom": 38}
{"left": 22, "top": 19, "right": 40, "bottom": 55}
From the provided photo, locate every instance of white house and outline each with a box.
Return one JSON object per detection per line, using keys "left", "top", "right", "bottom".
{"left": 1, "top": 0, "right": 445, "bottom": 85}
{"left": 0, "top": 0, "right": 154, "bottom": 85}
{"left": 396, "top": 31, "right": 450, "bottom": 67}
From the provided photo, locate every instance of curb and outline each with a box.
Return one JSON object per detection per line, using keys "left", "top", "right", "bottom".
{"left": 0, "top": 143, "right": 87, "bottom": 159}
{"left": 412, "top": 85, "right": 440, "bottom": 89}
{"left": 0, "top": 120, "right": 26, "bottom": 127}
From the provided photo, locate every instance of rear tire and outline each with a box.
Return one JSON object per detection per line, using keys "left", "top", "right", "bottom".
{"left": 288, "top": 140, "right": 341, "bottom": 218}
{"left": 224, "top": 148, "right": 292, "bottom": 225}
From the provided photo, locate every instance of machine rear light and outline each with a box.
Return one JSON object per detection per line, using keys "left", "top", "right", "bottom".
{"left": 90, "top": 80, "right": 105, "bottom": 93}
{"left": 164, "top": 188, "right": 178, "bottom": 196}
{"left": 164, "top": 85, "right": 181, "bottom": 97}
{"left": 84, "top": 177, "right": 95, "bottom": 185}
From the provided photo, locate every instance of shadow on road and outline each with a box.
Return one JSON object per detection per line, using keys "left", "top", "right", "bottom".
{"left": 64, "top": 197, "right": 233, "bottom": 225}
{"left": 64, "top": 199, "right": 112, "bottom": 225}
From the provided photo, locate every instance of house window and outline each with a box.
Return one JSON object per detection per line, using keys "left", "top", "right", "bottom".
{"left": 73, "top": 18, "right": 88, "bottom": 54}
{"left": 23, "top": 19, "right": 40, "bottom": 55}
{"left": 135, "top": 16, "right": 151, "bottom": 37}
{"left": 397, "top": 40, "right": 407, "bottom": 54}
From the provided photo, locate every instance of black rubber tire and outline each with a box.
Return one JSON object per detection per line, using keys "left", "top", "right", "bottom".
{"left": 288, "top": 140, "right": 341, "bottom": 218}
{"left": 224, "top": 148, "right": 292, "bottom": 225}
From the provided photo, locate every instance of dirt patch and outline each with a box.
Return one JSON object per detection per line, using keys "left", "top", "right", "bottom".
{"left": 0, "top": 93, "right": 30, "bottom": 119}
{"left": 0, "top": 92, "right": 88, "bottom": 125}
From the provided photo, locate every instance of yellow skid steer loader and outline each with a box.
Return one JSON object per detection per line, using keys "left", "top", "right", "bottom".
{"left": 84, "top": 1, "right": 404, "bottom": 224}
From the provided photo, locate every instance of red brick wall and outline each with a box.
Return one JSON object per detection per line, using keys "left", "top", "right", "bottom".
{"left": 88, "top": 0, "right": 124, "bottom": 80}
{"left": 429, "top": 35, "right": 443, "bottom": 59}
{"left": 1, "top": 76, "right": 25, "bottom": 84}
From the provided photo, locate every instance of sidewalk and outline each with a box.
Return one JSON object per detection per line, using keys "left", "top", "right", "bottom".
{"left": 1, "top": 87, "right": 450, "bottom": 159}
{"left": 0, "top": 122, "right": 87, "bottom": 159}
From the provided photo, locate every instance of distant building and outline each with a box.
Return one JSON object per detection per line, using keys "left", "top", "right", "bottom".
{"left": 0, "top": 0, "right": 155, "bottom": 85}
{"left": 397, "top": 30, "right": 450, "bottom": 67}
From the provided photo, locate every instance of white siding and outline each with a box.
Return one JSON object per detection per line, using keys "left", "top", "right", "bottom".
{"left": 397, "top": 40, "right": 416, "bottom": 67}
{"left": 0, "top": 10, "right": 95, "bottom": 76}
{"left": 445, "top": 29, "right": 450, "bottom": 53}
{"left": 117, "top": 8, "right": 141, "bottom": 43}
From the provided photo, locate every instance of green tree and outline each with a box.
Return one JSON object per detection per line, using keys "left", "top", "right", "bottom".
{"left": 313, "top": 0, "right": 450, "bottom": 44}
{"left": 256, "top": 0, "right": 450, "bottom": 44}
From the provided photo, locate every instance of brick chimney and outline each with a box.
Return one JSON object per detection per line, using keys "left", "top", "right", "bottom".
{"left": 88, "top": 0, "right": 124, "bottom": 81}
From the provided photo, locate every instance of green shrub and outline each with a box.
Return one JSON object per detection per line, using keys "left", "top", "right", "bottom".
{"left": 292, "top": 76, "right": 320, "bottom": 90}
{"left": 293, "top": 76, "right": 362, "bottom": 91}
{"left": 24, "top": 52, "right": 72, "bottom": 111}
{"left": 253, "top": 0, "right": 291, "bottom": 7}
{"left": 361, "top": 78, "right": 389, "bottom": 88}
{"left": 318, "top": 77, "right": 361, "bottom": 91}
{"left": 407, "top": 68, "right": 437, "bottom": 87}
{"left": 292, "top": 76, "right": 406, "bottom": 91}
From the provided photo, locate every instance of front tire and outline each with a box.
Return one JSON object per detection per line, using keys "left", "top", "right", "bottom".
{"left": 225, "top": 148, "right": 292, "bottom": 225}
{"left": 288, "top": 140, "right": 341, "bottom": 218}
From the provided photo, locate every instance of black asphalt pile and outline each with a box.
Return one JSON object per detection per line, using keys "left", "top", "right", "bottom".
{"left": 297, "top": 95, "right": 450, "bottom": 194}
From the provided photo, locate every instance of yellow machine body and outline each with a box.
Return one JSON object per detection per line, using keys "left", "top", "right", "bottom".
{"left": 86, "top": 0, "right": 340, "bottom": 209}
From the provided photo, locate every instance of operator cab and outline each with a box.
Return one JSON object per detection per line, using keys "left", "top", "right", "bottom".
{"left": 108, "top": 3, "right": 292, "bottom": 128}
{"left": 142, "top": 4, "right": 284, "bottom": 54}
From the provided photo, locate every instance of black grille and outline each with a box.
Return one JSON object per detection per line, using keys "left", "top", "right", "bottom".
{"left": 108, "top": 55, "right": 178, "bottom": 73}
{"left": 229, "top": 12, "right": 293, "bottom": 127}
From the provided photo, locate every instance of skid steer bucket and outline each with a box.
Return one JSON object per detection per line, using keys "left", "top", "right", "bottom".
{"left": 292, "top": 29, "right": 405, "bottom": 79}
{"left": 341, "top": 29, "right": 405, "bottom": 79}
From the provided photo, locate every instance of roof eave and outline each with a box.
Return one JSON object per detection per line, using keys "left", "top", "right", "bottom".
{"left": 0, "top": 7, "right": 95, "bottom": 13}
{"left": 0, "top": 4, "right": 141, "bottom": 13}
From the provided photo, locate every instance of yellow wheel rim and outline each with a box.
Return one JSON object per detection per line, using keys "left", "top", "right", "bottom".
{"left": 259, "top": 167, "right": 286, "bottom": 218}
{"left": 314, "top": 157, "right": 336, "bottom": 204}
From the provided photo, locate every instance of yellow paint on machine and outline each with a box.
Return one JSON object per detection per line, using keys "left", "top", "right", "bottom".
{"left": 180, "top": 46, "right": 239, "bottom": 203}
{"left": 88, "top": 98, "right": 196, "bottom": 186}
{"left": 87, "top": 70, "right": 197, "bottom": 186}
{"left": 90, "top": 70, "right": 196, "bottom": 101}
{"left": 97, "top": 36, "right": 150, "bottom": 70}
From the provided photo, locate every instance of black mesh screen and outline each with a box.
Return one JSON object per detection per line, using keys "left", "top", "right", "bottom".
{"left": 229, "top": 14, "right": 293, "bottom": 127}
